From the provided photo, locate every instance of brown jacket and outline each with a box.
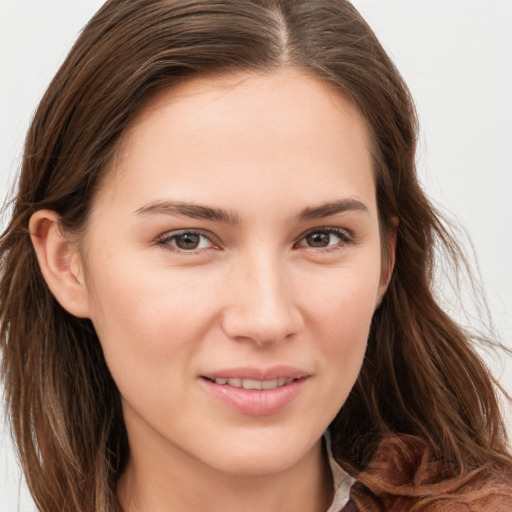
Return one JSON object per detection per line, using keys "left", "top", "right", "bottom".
{"left": 340, "top": 436, "right": 512, "bottom": 512}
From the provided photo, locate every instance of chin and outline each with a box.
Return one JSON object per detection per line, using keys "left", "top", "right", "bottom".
{"left": 196, "top": 429, "right": 321, "bottom": 477}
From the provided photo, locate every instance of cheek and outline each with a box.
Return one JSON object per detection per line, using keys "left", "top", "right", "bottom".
{"left": 301, "top": 254, "right": 381, "bottom": 339}
{"left": 322, "top": 308, "right": 372, "bottom": 420}
{"left": 318, "top": 285, "right": 374, "bottom": 368}
{"left": 84, "top": 255, "right": 220, "bottom": 386}
{"left": 301, "top": 262, "right": 380, "bottom": 394}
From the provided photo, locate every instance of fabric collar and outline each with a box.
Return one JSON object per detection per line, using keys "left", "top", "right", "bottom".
{"left": 324, "top": 430, "right": 356, "bottom": 512}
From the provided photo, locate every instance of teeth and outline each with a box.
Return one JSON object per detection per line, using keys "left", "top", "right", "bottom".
{"left": 242, "top": 379, "right": 262, "bottom": 390}
{"left": 213, "top": 377, "right": 295, "bottom": 389}
{"left": 262, "top": 379, "right": 278, "bottom": 389}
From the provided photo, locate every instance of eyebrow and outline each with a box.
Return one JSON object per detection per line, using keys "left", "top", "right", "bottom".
{"left": 134, "top": 197, "right": 368, "bottom": 224}
{"left": 299, "top": 198, "right": 369, "bottom": 219}
{"left": 134, "top": 200, "right": 240, "bottom": 225}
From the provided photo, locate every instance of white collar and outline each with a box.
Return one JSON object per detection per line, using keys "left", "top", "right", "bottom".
{"left": 324, "top": 430, "right": 356, "bottom": 512}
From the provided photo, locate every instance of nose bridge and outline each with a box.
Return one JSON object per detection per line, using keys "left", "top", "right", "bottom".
{"left": 222, "top": 247, "right": 300, "bottom": 345}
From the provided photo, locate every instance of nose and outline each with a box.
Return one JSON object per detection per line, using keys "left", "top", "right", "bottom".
{"left": 221, "top": 252, "right": 303, "bottom": 347}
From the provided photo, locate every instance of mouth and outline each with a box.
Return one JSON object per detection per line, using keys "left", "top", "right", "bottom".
{"left": 203, "top": 376, "right": 305, "bottom": 390}
{"left": 200, "top": 367, "right": 310, "bottom": 416}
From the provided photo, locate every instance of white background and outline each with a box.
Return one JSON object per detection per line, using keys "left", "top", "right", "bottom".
{"left": 1, "top": 1, "right": 511, "bottom": 510}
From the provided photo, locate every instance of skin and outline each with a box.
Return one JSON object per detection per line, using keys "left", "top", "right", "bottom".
{"left": 31, "top": 69, "right": 394, "bottom": 512}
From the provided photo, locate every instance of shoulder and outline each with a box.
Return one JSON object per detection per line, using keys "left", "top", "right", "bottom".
{"left": 341, "top": 435, "right": 512, "bottom": 512}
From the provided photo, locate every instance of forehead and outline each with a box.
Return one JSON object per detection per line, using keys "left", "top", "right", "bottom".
{"left": 93, "top": 68, "right": 375, "bottom": 219}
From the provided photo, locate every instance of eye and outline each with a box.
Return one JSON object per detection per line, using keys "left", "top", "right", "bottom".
{"left": 157, "top": 230, "right": 217, "bottom": 252}
{"left": 295, "top": 228, "right": 353, "bottom": 250}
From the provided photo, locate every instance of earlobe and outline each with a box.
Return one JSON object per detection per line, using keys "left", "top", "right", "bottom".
{"left": 29, "top": 210, "right": 90, "bottom": 318}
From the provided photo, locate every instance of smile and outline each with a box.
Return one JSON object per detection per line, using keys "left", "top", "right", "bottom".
{"left": 205, "top": 377, "right": 298, "bottom": 390}
{"left": 200, "top": 367, "right": 310, "bottom": 416}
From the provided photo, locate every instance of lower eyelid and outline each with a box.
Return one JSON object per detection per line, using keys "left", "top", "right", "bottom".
{"left": 156, "top": 230, "right": 218, "bottom": 251}
{"left": 296, "top": 228, "right": 354, "bottom": 247}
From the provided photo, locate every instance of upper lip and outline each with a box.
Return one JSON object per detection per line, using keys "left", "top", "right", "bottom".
{"left": 201, "top": 366, "right": 310, "bottom": 381}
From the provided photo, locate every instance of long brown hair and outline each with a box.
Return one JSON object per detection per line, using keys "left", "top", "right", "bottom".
{"left": 1, "top": 1, "right": 510, "bottom": 510}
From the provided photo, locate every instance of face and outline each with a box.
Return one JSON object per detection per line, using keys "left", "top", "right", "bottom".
{"left": 80, "top": 69, "right": 389, "bottom": 477}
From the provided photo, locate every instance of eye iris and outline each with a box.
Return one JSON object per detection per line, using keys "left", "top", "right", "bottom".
{"left": 306, "top": 232, "right": 331, "bottom": 247}
{"left": 175, "top": 233, "right": 201, "bottom": 250}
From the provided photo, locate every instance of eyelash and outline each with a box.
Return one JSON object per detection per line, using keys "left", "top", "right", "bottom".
{"left": 294, "top": 227, "right": 354, "bottom": 251}
{"left": 156, "top": 229, "right": 219, "bottom": 254}
{"left": 156, "top": 227, "right": 354, "bottom": 254}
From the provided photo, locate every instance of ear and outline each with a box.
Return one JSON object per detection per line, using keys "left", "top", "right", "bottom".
{"left": 376, "top": 218, "right": 398, "bottom": 307}
{"left": 29, "top": 210, "right": 90, "bottom": 318}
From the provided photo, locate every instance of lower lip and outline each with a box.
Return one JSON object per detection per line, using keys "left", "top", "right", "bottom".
{"left": 200, "top": 378, "right": 306, "bottom": 416}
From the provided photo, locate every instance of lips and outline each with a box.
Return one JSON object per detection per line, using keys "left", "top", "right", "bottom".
{"left": 200, "top": 366, "right": 309, "bottom": 416}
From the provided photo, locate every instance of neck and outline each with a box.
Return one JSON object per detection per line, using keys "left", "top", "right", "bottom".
{"left": 118, "top": 433, "right": 333, "bottom": 512}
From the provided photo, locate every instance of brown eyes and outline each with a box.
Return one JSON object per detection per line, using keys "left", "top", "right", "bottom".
{"left": 294, "top": 228, "right": 353, "bottom": 249}
{"left": 306, "top": 232, "right": 330, "bottom": 247}
{"left": 158, "top": 228, "right": 353, "bottom": 253}
{"left": 302, "top": 231, "right": 344, "bottom": 248}
{"left": 158, "top": 230, "right": 215, "bottom": 251}
{"left": 173, "top": 233, "right": 202, "bottom": 250}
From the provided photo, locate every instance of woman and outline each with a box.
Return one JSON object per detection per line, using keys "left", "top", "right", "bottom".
{"left": 1, "top": 1, "right": 511, "bottom": 511}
